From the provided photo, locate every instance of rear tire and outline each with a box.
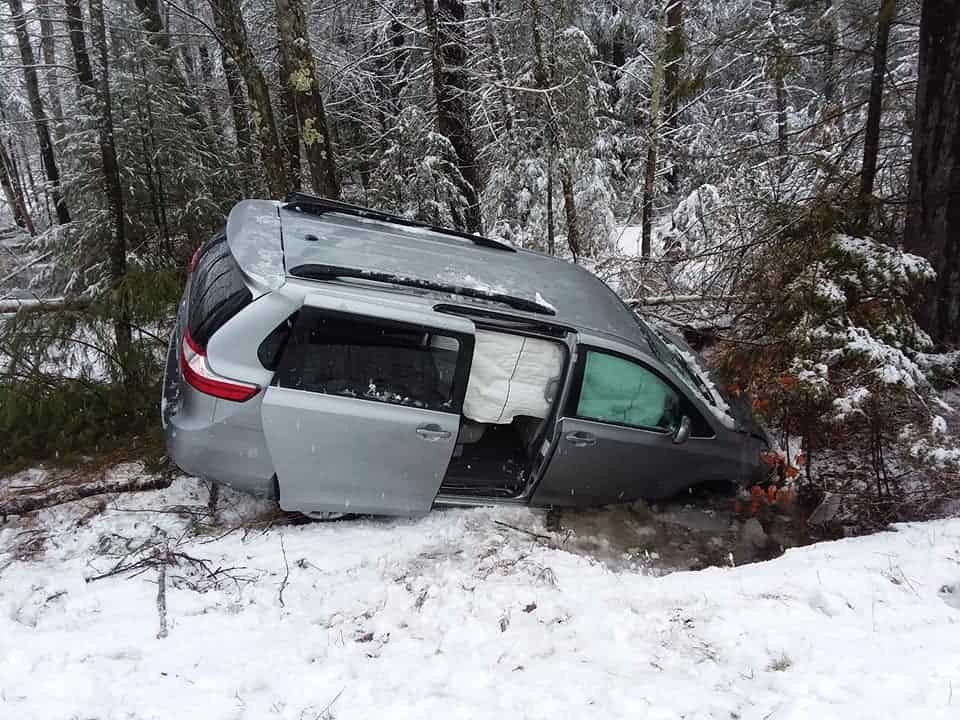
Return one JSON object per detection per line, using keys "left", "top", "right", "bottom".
{"left": 288, "top": 511, "right": 355, "bottom": 523}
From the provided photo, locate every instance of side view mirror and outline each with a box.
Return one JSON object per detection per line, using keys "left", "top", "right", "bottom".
{"left": 672, "top": 415, "right": 692, "bottom": 445}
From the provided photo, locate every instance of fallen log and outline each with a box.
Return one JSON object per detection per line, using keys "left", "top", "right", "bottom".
{"left": 623, "top": 294, "right": 743, "bottom": 307}
{"left": 1, "top": 474, "right": 174, "bottom": 517}
{"left": 0, "top": 296, "right": 65, "bottom": 314}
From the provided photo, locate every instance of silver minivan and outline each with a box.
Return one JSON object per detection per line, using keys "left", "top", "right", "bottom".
{"left": 162, "top": 194, "right": 769, "bottom": 516}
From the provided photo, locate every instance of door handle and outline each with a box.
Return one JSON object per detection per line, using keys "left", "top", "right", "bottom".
{"left": 417, "top": 424, "right": 452, "bottom": 441}
{"left": 565, "top": 431, "right": 597, "bottom": 447}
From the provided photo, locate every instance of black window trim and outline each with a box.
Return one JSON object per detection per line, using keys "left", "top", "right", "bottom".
{"left": 564, "top": 344, "right": 715, "bottom": 438}
{"left": 257, "top": 311, "right": 299, "bottom": 371}
{"left": 270, "top": 306, "right": 475, "bottom": 415}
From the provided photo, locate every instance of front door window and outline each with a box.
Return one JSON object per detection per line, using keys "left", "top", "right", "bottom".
{"left": 574, "top": 351, "right": 681, "bottom": 432}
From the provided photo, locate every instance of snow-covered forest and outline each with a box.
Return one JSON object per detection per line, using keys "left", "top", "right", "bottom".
{"left": 1, "top": 1, "right": 959, "bottom": 716}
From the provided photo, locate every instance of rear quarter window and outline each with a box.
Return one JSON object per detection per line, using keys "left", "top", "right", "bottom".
{"left": 187, "top": 232, "right": 252, "bottom": 348}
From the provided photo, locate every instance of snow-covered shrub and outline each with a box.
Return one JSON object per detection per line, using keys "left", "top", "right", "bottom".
{"left": 658, "top": 184, "right": 726, "bottom": 256}
{"left": 716, "top": 203, "right": 951, "bottom": 520}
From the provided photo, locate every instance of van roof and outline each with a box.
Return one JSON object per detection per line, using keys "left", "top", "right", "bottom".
{"left": 226, "top": 198, "right": 647, "bottom": 346}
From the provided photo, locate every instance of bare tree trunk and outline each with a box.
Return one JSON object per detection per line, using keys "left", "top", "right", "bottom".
{"left": 6, "top": 0, "right": 70, "bottom": 224}
{"left": 133, "top": 0, "right": 167, "bottom": 46}
{"left": 66, "top": 0, "right": 94, "bottom": 88}
{"left": 822, "top": 0, "right": 840, "bottom": 105}
{"left": 480, "top": 0, "right": 513, "bottom": 132}
{"left": 197, "top": 43, "right": 223, "bottom": 134}
{"left": 640, "top": 143, "right": 658, "bottom": 258}
{"left": 89, "top": 0, "right": 131, "bottom": 369}
{"left": 774, "top": 75, "right": 788, "bottom": 165}
{"left": 663, "top": 0, "right": 684, "bottom": 191}
{"left": 664, "top": 0, "right": 684, "bottom": 130}
{"left": 546, "top": 151, "right": 555, "bottom": 255}
{"left": 222, "top": 49, "right": 254, "bottom": 195}
{"left": 0, "top": 141, "right": 34, "bottom": 234}
{"left": 531, "top": 0, "right": 556, "bottom": 253}
{"left": 423, "top": 0, "right": 481, "bottom": 233}
{"left": 3, "top": 110, "right": 44, "bottom": 224}
{"left": 859, "top": 0, "right": 897, "bottom": 206}
{"left": 212, "top": 0, "right": 286, "bottom": 198}
{"left": 38, "top": 0, "right": 64, "bottom": 143}
{"left": 560, "top": 164, "right": 580, "bottom": 261}
{"left": 275, "top": 0, "right": 340, "bottom": 197}
{"left": 641, "top": 5, "right": 668, "bottom": 258}
{"left": 769, "top": 0, "right": 789, "bottom": 180}
{"left": 12, "top": 129, "right": 45, "bottom": 223}
{"left": 278, "top": 41, "right": 303, "bottom": 192}
{"left": 903, "top": 0, "right": 960, "bottom": 347}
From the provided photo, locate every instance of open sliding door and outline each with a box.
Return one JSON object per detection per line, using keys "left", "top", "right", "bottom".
{"left": 262, "top": 294, "right": 474, "bottom": 515}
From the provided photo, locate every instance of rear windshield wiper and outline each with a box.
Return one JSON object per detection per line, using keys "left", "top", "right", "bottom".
{"left": 289, "top": 263, "right": 557, "bottom": 316}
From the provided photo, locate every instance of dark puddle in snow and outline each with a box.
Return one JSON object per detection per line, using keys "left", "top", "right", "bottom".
{"left": 545, "top": 483, "right": 811, "bottom": 573}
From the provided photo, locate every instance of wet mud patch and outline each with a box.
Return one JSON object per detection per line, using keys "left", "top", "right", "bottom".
{"left": 548, "top": 483, "right": 804, "bottom": 573}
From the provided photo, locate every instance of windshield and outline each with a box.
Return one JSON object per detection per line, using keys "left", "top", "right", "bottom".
{"left": 634, "top": 317, "right": 721, "bottom": 408}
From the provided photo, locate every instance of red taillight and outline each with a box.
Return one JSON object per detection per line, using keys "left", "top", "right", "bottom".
{"left": 179, "top": 330, "right": 259, "bottom": 402}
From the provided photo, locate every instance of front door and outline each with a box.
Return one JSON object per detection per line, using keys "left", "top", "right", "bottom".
{"left": 262, "top": 299, "right": 474, "bottom": 515}
{"left": 532, "top": 347, "right": 692, "bottom": 506}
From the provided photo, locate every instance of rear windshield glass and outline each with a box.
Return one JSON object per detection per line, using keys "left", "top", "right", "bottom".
{"left": 273, "top": 309, "right": 463, "bottom": 412}
{"left": 187, "top": 232, "right": 252, "bottom": 348}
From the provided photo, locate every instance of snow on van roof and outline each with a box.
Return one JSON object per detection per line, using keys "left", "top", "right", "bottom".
{"left": 276, "top": 205, "right": 646, "bottom": 344}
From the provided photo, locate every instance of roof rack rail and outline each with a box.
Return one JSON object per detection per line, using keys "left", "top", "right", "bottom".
{"left": 433, "top": 304, "right": 572, "bottom": 337}
{"left": 289, "top": 263, "right": 556, "bottom": 316}
{"left": 282, "top": 192, "right": 515, "bottom": 253}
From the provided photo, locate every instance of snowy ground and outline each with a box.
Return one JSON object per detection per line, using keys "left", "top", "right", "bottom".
{"left": 2, "top": 467, "right": 959, "bottom": 720}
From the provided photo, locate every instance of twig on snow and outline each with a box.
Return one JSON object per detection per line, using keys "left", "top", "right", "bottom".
{"left": 278, "top": 534, "right": 290, "bottom": 608}
{"left": 493, "top": 520, "right": 551, "bottom": 542}
{"left": 301, "top": 687, "right": 345, "bottom": 720}
{"left": 156, "top": 557, "right": 169, "bottom": 639}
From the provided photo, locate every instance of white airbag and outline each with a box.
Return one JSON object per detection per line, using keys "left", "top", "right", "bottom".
{"left": 463, "top": 330, "right": 563, "bottom": 424}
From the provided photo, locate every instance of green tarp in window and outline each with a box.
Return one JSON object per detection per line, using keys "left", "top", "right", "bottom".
{"left": 577, "top": 352, "right": 677, "bottom": 430}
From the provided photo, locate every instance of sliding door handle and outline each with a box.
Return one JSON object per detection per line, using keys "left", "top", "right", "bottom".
{"left": 417, "top": 424, "right": 452, "bottom": 441}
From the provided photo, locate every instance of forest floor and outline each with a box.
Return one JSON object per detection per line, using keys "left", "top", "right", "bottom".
{"left": 2, "top": 464, "right": 959, "bottom": 719}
